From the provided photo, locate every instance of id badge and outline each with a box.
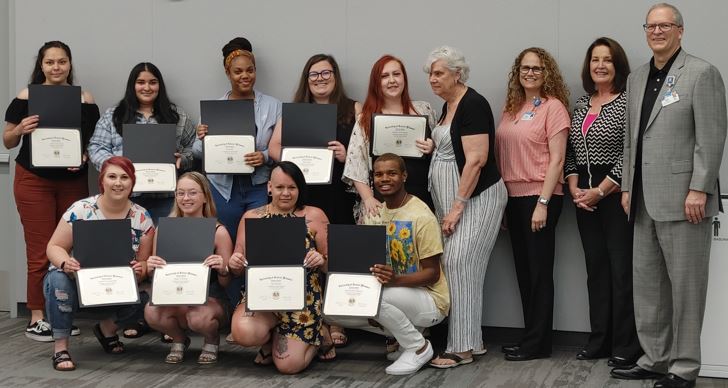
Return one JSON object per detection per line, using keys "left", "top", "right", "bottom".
{"left": 521, "top": 111, "right": 535, "bottom": 121}
{"left": 661, "top": 90, "right": 680, "bottom": 107}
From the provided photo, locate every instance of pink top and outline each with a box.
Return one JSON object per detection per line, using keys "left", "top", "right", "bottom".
{"left": 495, "top": 97, "right": 570, "bottom": 197}
{"left": 582, "top": 112, "right": 598, "bottom": 136}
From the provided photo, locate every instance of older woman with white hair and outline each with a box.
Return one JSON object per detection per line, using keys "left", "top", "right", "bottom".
{"left": 424, "top": 46, "right": 507, "bottom": 369}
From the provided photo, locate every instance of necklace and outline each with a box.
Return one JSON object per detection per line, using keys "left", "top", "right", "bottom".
{"left": 383, "top": 193, "right": 410, "bottom": 224}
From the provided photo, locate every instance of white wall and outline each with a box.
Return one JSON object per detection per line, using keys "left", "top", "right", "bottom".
{"left": 3, "top": 0, "right": 728, "bottom": 330}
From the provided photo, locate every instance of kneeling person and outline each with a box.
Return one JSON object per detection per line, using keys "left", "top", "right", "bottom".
{"left": 328, "top": 153, "right": 450, "bottom": 375}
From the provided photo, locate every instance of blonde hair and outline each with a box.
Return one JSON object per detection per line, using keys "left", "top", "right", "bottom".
{"left": 503, "top": 47, "right": 569, "bottom": 118}
{"left": 170, "top": 172, "right": 217, "bottom": 218}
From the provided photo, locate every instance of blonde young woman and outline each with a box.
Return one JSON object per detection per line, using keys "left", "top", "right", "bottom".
{"left": 145, "top": 172, "right": 233, "bottom": 364}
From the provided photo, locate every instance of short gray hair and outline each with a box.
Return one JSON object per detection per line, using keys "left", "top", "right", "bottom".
{"left": 423, "top": 45, "right": 470, "bottom": 83}
{"left": 647, "top": 3, "right": 684, "bottom": 26}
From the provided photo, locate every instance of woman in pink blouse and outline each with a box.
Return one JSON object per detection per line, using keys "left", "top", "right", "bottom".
{"left": 495, "top": 47, "right": 570, "bottom": 361}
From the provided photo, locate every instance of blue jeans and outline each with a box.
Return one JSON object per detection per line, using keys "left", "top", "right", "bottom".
{"left": 210, "top": 175, "right": 267, "bottom": 304}
{"left": 43, "top": 269, "right": 146, "bottom": 340}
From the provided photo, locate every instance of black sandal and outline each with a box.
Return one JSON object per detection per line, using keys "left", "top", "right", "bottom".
{"left": 253, "top": 348, "right": 273, "bottom": 366}
{"left": 93, "top": 323, "right": 125, "bottom": 354}
{"left": 52, "top": 350, "right": 76, "bottom": 371}
{"left": 122, "top": 320, "right": 151, "bottom": 339}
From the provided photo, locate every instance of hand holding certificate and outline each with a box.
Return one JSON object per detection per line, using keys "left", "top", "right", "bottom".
{"left": 72, "top": 219, "right": 140, "bottom": 308}
{"left": 200, "top": 100, "right": 256, "bottom": 174}
{"left": 28, "top": 84, "right": 83, "bottom": 168}
{"left": 280, "top": 103, "right": 337, "bottom": 185}
{"left": 150, "top": 217, "right": 216, "bottom": 306}
{"left": 323, "top": 225, "right": 386, "bottom": 318}
{"left": 371, "top": 114, "right": 428, "bottom": 158}
{"left": 123, "top": 124, "right": 177, "bottom": 193}
{"left": 245, "top": 217, "right": 307, "bottom": 311}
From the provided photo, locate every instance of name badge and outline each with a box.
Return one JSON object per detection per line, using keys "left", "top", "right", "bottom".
{"left": 661, "top": 90, "right": 680, "bottom": 107}
{"left": 521, "top": 111, "right": 535, "bottom": 121}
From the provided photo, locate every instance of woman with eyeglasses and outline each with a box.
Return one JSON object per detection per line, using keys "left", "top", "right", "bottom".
{"left": 564, "top": 37, "right": 641, "bottom": 367}
{"left": 343, "top": 55, "right": 437, "bottom": 222}
{"left": 495, "top": 47, "right": 570, "bottom": 361}
{"left": 192, "top": 37, "right": 282, "bottom": 306}
{"left": 144, "top": 172, "right": 233, "bottom": 364}
{"left": 270, "top": 54, "right": 360, "bottom": 349}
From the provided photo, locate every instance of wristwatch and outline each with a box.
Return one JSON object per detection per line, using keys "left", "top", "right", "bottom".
{"left": 538, "top": 196, "right": 549, "bottom": 206}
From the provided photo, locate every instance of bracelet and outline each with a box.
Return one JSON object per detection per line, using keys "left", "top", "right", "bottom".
{"left": 455, "top": 195, "right": 468, "bottom": 204}
{"left": 596, "top": 187, "right": 605, "bottom": 197}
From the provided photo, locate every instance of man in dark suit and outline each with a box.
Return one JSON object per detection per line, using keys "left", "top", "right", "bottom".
{"left": 613, "top": 3, "right": 727, "bottom": 388}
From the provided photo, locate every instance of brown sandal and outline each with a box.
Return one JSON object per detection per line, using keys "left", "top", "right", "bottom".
{"left": 52, "top": 350, "right": 76, "bottom": 371}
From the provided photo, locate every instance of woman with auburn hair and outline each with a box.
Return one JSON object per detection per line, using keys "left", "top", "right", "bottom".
{"left": 495, "top": 47, "right": 570, "bottom": 361}
{"left": 343, "top": 54, "right": 437, "bottom": 222}
{"left": 44, "top": 156, "right": 154, "bottom": 371}
{"left": 564, "top": 37, "right": 641, "bottom": 366}
{"left": 3, "top": 40, "right": 100, "bottom": 342}
{"left": 145, "top": 172, "right": 233, "bottom": 364}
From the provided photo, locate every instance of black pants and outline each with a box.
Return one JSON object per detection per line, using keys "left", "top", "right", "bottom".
{"left": 505, "top": 195, "right": 562, "bottom": 355}
{"left": 575, "top": 193, "right": 642, "bottom": 360}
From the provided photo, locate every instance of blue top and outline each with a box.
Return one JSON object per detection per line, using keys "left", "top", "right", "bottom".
{"left": 192, "top": 90, "right": 282, "bottom": 200}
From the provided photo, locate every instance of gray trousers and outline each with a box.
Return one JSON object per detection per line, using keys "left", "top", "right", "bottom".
{"left": 633, "top": 190, "right": 712, "bottom": 380}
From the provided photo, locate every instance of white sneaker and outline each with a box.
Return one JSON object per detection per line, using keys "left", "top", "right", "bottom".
{"left": 385, "top": 340, "right": 433, "bottom": 375}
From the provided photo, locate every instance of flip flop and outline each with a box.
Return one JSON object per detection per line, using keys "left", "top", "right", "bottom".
{"left": 429, "top": 352, "right": 474, "bottom": 369}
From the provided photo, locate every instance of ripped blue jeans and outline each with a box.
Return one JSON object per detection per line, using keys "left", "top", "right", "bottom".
{"left": 43, "top": 268, "right": 145, "bottom": 340}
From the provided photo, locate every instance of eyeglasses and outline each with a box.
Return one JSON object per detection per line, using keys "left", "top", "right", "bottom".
{"left": 519, "top": 66, "right": 544, "bottom": 75}
{"left": 643, "top": 23, "right": 681, "bottom": 32}
{"left": 308, "top": 70, "right": 334, "bottom": 81}
{"left": 175, "top": 190, "right": 200, "bottom": 198}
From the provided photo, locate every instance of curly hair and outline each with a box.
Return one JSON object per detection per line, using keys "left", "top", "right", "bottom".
{"left": 503, "top": 47, "right": 569, "bottom": 118}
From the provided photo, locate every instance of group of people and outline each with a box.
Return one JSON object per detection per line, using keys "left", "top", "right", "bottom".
{"left": 3, "top": 3, "right": 725, "bottom": 387}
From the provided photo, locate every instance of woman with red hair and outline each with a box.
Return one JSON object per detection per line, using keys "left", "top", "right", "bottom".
{"left": 44, "top": 156, "right": 155, "bottom": 371}
{"left": 343, "top": 55, "right": 437, "bottom": 221}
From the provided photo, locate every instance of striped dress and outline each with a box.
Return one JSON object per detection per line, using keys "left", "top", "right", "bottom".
{"left": 430, "top": 124, "right": 507, "bottom": 353}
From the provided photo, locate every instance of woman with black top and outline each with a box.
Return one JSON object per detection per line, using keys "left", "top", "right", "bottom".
{"left": 270, "top": 53, "right": 361, "bottom": 225}
{"left": 424, "top": 46, "right": 507, "bottom": 369}
{"left": 3, "top": 41, "right": 100, "bottom": 342}
{"left": 564, "top": 37, "right": 642, "bottom": 367}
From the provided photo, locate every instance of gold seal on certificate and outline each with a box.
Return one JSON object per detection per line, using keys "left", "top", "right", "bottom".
{"left": 76, "top": 267, "right": 140, "bottom": 308}
{"left": 323, "top": 273, "right": 382, "bottom": 317}
{"left": 132, "top": 163, "right": 177, "bottom": 193}
{"left": 151, "top": 263, "right": 210, "bottom": 306}
{"left": 30, "top": 128, "right": 82, "bottom": 168}
{"left": 371, "top": 114, "right": 428, "bottom": 158}
{"left": 246, "top": 266, "right": 305, "bottom": 311}
{"left": 203, "top": 135, "right": 256, "bottom": 174}
{"left": 281, "top": 147, "right": 334, "bottom": 184}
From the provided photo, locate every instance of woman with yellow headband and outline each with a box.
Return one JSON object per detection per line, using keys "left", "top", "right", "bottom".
{"left": 192, "top": 37, "right": 282, "bottom": 307}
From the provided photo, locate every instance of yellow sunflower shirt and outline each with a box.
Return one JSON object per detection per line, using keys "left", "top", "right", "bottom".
{"left": 363, "top": 195, "right": 450, "bottom": 316}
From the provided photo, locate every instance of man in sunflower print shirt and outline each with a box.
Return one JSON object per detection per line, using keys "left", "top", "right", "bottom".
{"left": 329, "top": 153, "right": 450, "bottom": 375}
